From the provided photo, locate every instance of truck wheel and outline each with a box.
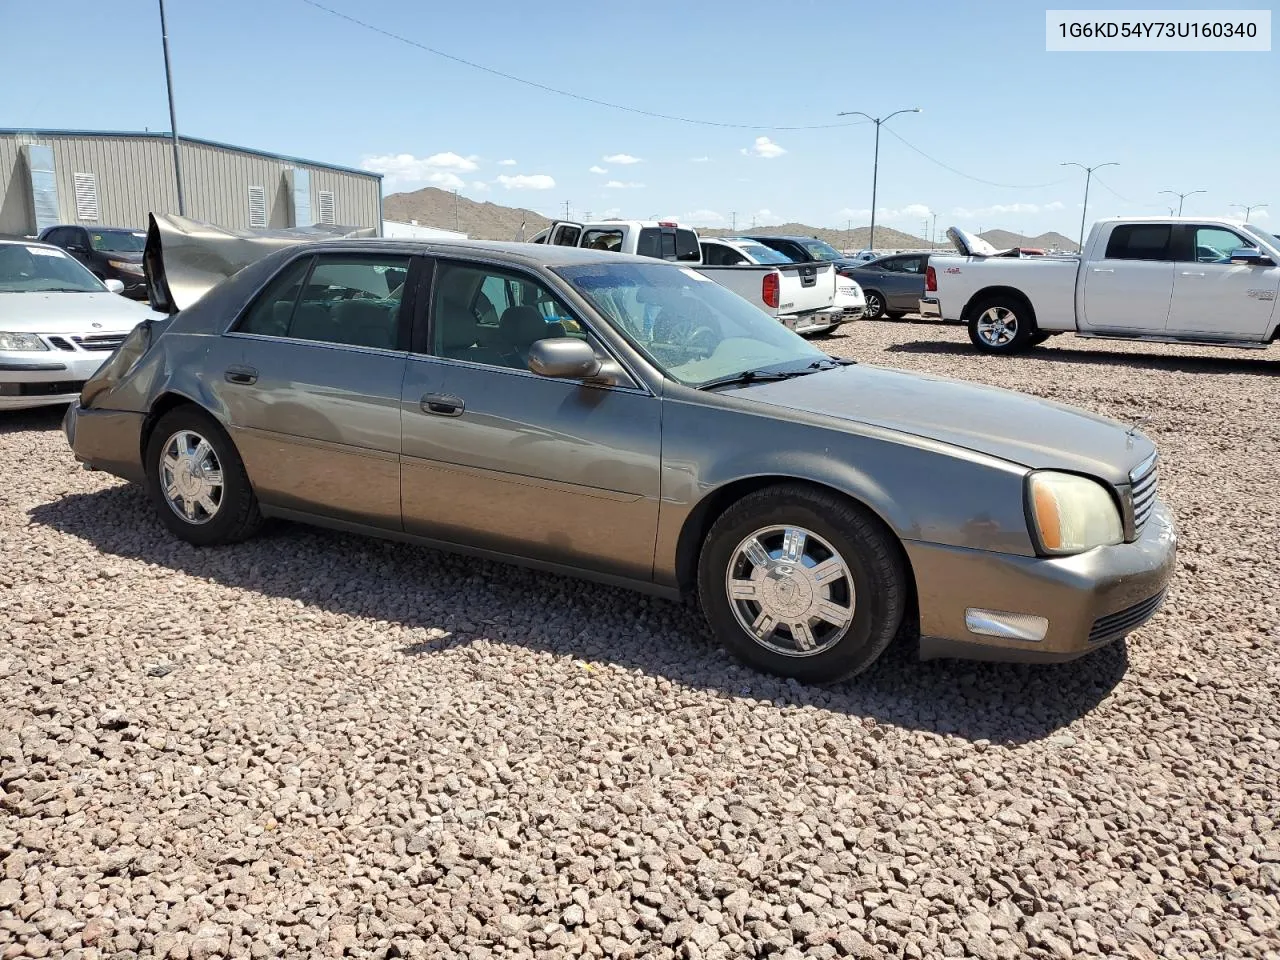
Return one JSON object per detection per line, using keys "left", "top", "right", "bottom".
{"left": 863, "top": 291, "right": 887, "bottom": 320}
{"left": 967, "top": 296, "right": 1036, "bottom": 354}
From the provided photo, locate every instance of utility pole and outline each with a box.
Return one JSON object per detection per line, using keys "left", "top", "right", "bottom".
{"left": 157, "top": 0, "right": 186, "bottom": 215}
{"left": 1061, "top": 160, "right": 1119, "bottom": 251}
{"left": 563, "top": 200, "right": 571, "bottom": 220}
{"left": 1230, "top": 202, "right": 1268, "bottom": 222}
{"left": 931, "top": 212, "right": 938, "bottom": 250}
{"left": 835, "top": 106, "right": 922, "bottom": 251}
{"left": 730, "top": 211, "right": 737, "bottom": 232}
{"left": 922, "top": 218, "right": 929, "bottom": 248}
{"left": 1160, "top": 189, "right": 1205, "bottom": 216}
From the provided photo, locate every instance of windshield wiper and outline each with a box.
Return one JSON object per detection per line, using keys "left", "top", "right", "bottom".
{"left": 696, "top": 363, "right": 830, "bottom": 391}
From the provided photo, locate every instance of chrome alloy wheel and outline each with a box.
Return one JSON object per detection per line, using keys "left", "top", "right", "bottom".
{"left": 159, "top": 430, "right": 224, "bottom": 525}
{"left": 725, "top": 525, "right": 856, "bottom": 657}
{"left": 976, "top": 306, "right": 1018, "bottom": 346}
{"left": 865, "top": 292, "right": 883, "bottom": 317}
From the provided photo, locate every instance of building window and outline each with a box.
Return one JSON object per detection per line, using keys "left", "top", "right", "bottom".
{"left": 317, "top": 190, "right": 336, "bottom": 226}
{"left": 73, "top": 173, "right": 99, "bottom": 221}
{"left": 247, "top": 186, "right": 268, "bottom": 228}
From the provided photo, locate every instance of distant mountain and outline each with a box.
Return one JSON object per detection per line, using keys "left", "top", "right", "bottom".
{"left": 383, "top": 187, "right": 550, "bottom": 241}
{"left": 979, "top": 229, "right": 1078, "bottom": 252}
{"left": 699, "top": 222, "right": 929, "bottom": 252}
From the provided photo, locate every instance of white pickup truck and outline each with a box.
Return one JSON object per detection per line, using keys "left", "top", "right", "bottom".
{"left": 921, "top": 218, "right": 1280, "bottom": 354}
{"left": 530, "top": 220, "right": 843, "bottom": 335}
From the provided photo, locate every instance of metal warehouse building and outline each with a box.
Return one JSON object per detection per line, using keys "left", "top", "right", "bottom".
{"left": 0, "top": 129, "right": 383, "bottom": 238}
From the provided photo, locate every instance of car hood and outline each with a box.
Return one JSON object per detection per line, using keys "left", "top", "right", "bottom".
{"left": 729, "top": 364, "right": 1154, "bottom": 483}
{"left": 0, "top": 291, "right": 162, "bottom": 333}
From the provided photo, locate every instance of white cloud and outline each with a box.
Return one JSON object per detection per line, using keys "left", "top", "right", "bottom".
{"left": 1044, "top": 200, "right": 1065, "bottom": 211}
{"left": 671, "top": 209, "right": 724, "bottom": 225}
{"left": 604, "top": 181, "right": 645, "bottom": 189}
{"left": 495, "top": 174, "right": 556, "bottom": 190}
{"left": 360, "top": 151, "right": 483, "bottom": 189}
{"left": 900, "top": 203, "right": 932, "bottom": 219}
{"left": 588, "top": 165, "right": 608, "bottom": 174}
{"left": 599, "top": 207, "right": 622, "bottom": 219}
{"left": 603, "top": 153, "right": 643, "bottom": 165}
{"left": 740, "top": 136, "right": 786, "bottom": 159}
{"left": 471, "top": 181, "right": 490, "bottom": 192}
{"left": 750, "top": 208, "right": 785, "bottom": 226}
{"left": 690, "top": 156, "right": 711, "bottom": 163}
{"left": 950, "top": 201, "right": 1062, "bottom": 219}
{"left": 497, "top": 159, "right": 517, "bottom": 166}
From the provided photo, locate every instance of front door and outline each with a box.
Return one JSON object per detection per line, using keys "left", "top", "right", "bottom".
{"left": 218, "top": 251, "right": 417, "bottom": 530}
{"left": 400, "top": 258, "right": 661, "bottom": 582}
{"left": 1165, "top": 224, "right": 1280, "bottom": 339}
{"left": 1079, "top": 223, "right": 1175, "bottom": 332}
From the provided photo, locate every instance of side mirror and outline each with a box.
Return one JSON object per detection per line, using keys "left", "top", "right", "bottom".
{"left": 1229, "top": 246, "right": 1275, "bottom": 266}
{"left": 104, "top": 278, "right": 125, "bottom": 294}
{"left": 527, "top": 337, "right": 602, "bottom": 380}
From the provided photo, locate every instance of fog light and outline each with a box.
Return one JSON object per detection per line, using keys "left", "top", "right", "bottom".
{"left": 964, "top": 609, "right": 1049, "bottom": 643}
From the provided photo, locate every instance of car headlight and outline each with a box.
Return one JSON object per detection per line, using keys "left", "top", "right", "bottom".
{"left": 0, "top": 331, "right": 49, "bottom": 351}
{"left": 1027, "top": 471, "right": 1123, "bottom": 555}
{"left": 108, "top": 260, "right": 145, "bottom": 276}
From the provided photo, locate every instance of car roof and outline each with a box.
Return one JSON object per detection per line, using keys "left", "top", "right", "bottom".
{"left": 0, "top": 237, "right": 65, "bottom": 253}
{"left": 270, "top": 237, "right": 670, "bottom": 268}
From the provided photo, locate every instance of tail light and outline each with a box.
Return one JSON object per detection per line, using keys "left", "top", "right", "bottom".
{"left": 925, "top": 264, "right": 937, "bottom": 292}
{"left": 762, "top": 272, "right": 780, "bottom": 309}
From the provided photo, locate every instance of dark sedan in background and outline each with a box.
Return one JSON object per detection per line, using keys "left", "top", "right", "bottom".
{"left": 840, "top": 253, "right": 930, "bottom": 320}
{"left": 37, "top": 225, "right": 148, "bottom": 299}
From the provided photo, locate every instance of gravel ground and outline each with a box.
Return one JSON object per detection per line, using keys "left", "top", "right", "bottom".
{"left": 2, "top": 322, "right": 1278, "bottom": 960}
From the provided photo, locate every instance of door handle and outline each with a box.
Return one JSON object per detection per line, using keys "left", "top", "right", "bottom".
{"left": 1092, "top": 268, "right": 1115, "bottom": 273}
{"left": 421, "top": 393, "right": 465, "bottom": 417}
{"left": 1180, "top": 271, "right": 1206, "bottom": 277}
{"left": 224, "top": 365, "right": 258, "bottom": 385}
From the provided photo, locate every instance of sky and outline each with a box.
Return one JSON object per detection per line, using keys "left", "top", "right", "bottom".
{"left": 2, "top": 0, "right": 1275, "bottom": 240}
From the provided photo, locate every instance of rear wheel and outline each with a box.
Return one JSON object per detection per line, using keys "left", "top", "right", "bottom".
{"left": 697, "top": 484, "right": 907, "bottom": 683}
{"left": 145, "top": 406, "right": 263, "bottom": 546}
{"left": 863, "top": 290, "right": 887, "bottom": 320}
{"left": 967, "top": 295, "right": 1037, "bottom": 354}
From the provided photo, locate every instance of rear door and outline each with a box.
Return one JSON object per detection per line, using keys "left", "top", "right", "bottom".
{"left": 1165, "top": 224, "right": 1280, "bottom": 338}
{"left": 220, "top": 251, "right": 417, "bottom": 530}
{"left": 399, "top": 257, "right": 661, "bottom": 580}
{"left": 1079, "top": 224, "right": 1175, "bottom": 332}
{"left": 884, "top": 255, "right": 926, "bottom": 310}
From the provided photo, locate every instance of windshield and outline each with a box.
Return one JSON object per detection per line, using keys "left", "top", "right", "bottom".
{"left": 89, "top": 229, "right": 146, "bottom": 253}
{"left": 0, "top": 244, "right": 105, "bottom": 293}
{"left": 555, "top": 262, "right": 828, "bottom": 387}
{"left": 797, "top": 239, "right": 843, "bottom": 261}
{"left": 736, "top": 242, "right": 794, "bottom": 265}
{"left": 1240, "top": 224, "right": 1280, "bottom": 253}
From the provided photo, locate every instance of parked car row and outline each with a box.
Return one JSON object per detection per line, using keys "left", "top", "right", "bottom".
{"left": 37, "top": 224, "right": 149, "bottom": 300}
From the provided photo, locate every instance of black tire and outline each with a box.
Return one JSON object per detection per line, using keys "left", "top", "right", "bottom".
{"left": 144, "top": 405, "right": 263, "bottom": 546}
{"left": 966, "top": 294, "right": 1037, "bottom": 354}
{"left": 1030, "top": 330, "right": 1052, "bottom": 345}
{"left": 697, "top": 484, "right": 907, "bottom": 683}
{"left": 863, "top": 290, "right": 887, "bottom": 320}
{"left": 885, "top": 311, "right": 908, "bottom": 321}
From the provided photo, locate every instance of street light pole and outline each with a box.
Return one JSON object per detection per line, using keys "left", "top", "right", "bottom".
{"left": 1230, "top": 202, "right": 1269, "bottom": 222}
{"left": 157, "top": 0, "right": 186, "bottom": 215}
{"left": 1159, "top": 189, "right": 1205, "bottom": 216}
{"left": 836, "top": 107, "right": 921, "bottom": 252}
{"left": 1061, "top": 161, "right": 1118, "bottom": 251}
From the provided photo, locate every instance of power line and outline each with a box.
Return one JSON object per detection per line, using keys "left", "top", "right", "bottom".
{"left": 1092, "top": 176, "right": 1164, "bottom": 209}
{"left": 880, "top": 127, "right": 1071, "bottom": 189}
{"left": 300, "top": 0, "right": 875, "bottom": 131}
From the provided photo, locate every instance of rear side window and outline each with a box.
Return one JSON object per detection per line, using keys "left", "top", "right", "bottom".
{"left": 582, "top": 229, "right": 623, "bottom": 252}
{"left": 1104, "top": 225, "right": 1173, "bottom": 261}
{"left": 237, "top": 256, "right": 312, "bottom": 337}
{"left": 675, "top": 229, "right": 700, "bottom": 262}
{"left": 637, "top": 228, "right": 662, "bottom": 259}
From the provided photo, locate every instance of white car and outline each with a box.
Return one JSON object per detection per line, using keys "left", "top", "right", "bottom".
{"left": 0, "top": 239, "right": 160, "bottom": 410}
{"left": 834, "top": 275, "right": 867, "bottom": 320}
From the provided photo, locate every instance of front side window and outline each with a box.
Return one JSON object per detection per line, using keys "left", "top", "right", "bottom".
{"left": 551, "top": 225, "right": 581, "bottom": 247}
{"left": 1104, "top": 225, "right": 1173, "bottom": 261}
{"left": 675, "top": 229, "right": 700, "bottom": 262}
{"left": 89, "top": 229, "right": 146, "bottom": 253}
{"left": 432, "top": 262, "right": 585, "bottom": 370}
{"left": 0, "top": 243, "right": 104, "bottom": 293}
{"left": 798, "top": 239, "right": 843, "bottom": 262}
{"left": 235, "top": 254, "right": 409, "bottom": 350}
{"left": 582, "top": 229, "right": 623, "bottom": 253}
{"left": 1192, "top": 226, "right": 1248, "bottom": 264}
{"left": 556, "top": 262, "right": 827, "bottom": 387}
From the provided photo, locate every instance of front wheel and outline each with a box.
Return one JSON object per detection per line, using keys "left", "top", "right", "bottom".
{"left": 863, "top": 290, "right": 887, "bottom": 320}
{"left": 145, "top": 406, "right": 263, "bottom": 546}
{"left": 967, "top": 296, "right": 1037, "bottom": 354}
{"left": 698, "top": 484, "right": 907, "bottom": 683}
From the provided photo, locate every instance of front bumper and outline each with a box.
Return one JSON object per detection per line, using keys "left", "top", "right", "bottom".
{"left": 907, "top": 502, "right": 1177, "bottom": 663}
{"left": 0, "top": 352, "right": 111, "bottom": 410}
{"left": 783, "top": 310, "right": 843, "bottom": 335}
{"left": 63, "top": 402, "right": 147, "bottom": 483}
{"left": 918, "top": 297, "right": 942, "bottom": 319}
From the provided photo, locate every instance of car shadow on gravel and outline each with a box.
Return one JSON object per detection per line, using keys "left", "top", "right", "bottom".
{"left": 0, "top": 406, "right": 67, "bottom": 434}
{"left": 31, "top": 485, "right": 1130, "bottom": 745}
{"left": 886, "top": 339, "right": 1280, "bottom": 375}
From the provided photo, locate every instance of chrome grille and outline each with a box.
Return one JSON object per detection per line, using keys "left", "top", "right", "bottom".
{"left": 46, "top": 336, "right": 75, "bottom": 351}
{"left": 1129, "top": 455, "right": 1159, "bottom": 536}
{"left": 72, "top": 334, "right": 128, "bottom": 352}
